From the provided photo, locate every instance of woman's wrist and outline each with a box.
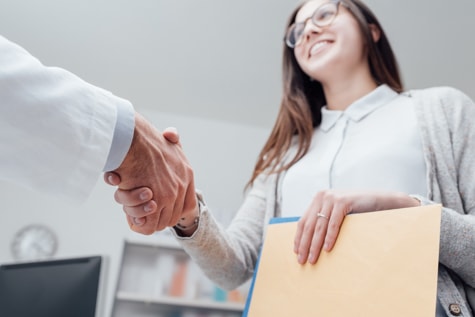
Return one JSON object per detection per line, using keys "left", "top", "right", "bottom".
{"left": 174, "top": 211, "right": 199, "bottom": 232}
{"left": 173, "top": 195, "right": 202, "bottom": 237}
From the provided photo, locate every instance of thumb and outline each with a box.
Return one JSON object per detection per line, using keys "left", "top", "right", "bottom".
{"left": 104, "top": 171, "right": 121, "bottom": 186}
{"left": 163, "top": 127, "right": 181, "bottom": 145}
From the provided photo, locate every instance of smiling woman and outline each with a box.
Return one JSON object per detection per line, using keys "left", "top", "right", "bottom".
{"left": 291, "top": 0, "right": 386, "bottom": 88}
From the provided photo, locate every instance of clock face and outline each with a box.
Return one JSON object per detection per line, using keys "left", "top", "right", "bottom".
{"left": 11, "top": 224, "right": 58, "bottom": 261}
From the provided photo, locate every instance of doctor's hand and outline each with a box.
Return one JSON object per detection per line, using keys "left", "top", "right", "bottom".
{"left": 107, "top": 116, "right": 196, "bottom": 235}
{"left": 105, "top": 126, "right": 182, "bottom": 228}
{"left": 294, "top": 190, "right": 420, "bottom": 265}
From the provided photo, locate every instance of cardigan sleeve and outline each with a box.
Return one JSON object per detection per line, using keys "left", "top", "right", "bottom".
{"left": 412, "top": 87, "right": 475, "bottom": 288}
{"left": 171, "top": 173, "right": 273, "bottom": 290}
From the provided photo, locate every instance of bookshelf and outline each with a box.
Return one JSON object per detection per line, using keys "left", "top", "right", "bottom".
{"left": 112, "top": 231, "right": 248, "bottom": 317}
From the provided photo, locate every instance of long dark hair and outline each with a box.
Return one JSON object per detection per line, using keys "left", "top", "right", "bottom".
{"left": 248, "top": 0, "right": 402, "bottom": 186}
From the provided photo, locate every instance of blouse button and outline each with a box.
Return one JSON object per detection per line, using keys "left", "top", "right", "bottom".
{"left": 448, "top": 303, "right": 462, "bottom": 316}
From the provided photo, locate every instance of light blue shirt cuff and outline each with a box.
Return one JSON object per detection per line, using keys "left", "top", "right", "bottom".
{"left": 103, "top": 101, "right": 135, "bottom": 172}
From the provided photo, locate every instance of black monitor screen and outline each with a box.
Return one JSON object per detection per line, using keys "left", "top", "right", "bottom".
{"left": 0, "top": 256, "right": 102, "bottom": 317}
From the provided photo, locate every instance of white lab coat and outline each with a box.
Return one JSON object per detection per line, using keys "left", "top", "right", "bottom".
{"left": 0, "top": 35, "right": 133, "bottom": 201}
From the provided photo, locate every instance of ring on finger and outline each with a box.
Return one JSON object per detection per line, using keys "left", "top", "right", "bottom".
{"left": 317, "top": 212, "right": 329, "bottom": 220}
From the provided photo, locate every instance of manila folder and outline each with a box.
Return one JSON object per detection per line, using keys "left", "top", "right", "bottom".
{"left": 243, "top": 204, "right": 441, "bottom": 317}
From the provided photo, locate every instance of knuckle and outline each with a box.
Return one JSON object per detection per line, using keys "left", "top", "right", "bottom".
{"left": 314, "top": 222, "right": 326, "bottom": 233}
{"left": 114, "top": 190, "right": 122, "bottom": 203}
{"left": 324, "top": 190, "right": 337, "bottom": 201}
{"left": 328, "top": 221, "right": 340, "bottom": 232}
{"left": 312, "top": 191, "right": 323, "bottom": 202}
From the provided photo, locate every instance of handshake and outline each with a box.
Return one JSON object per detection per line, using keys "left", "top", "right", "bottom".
{"left": 104, "top": 113, "right": 197, "bottom": 235}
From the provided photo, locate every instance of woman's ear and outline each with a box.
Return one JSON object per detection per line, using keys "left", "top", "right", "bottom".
{"left": 369, "top": 24, "right": 381, "bottom": 43}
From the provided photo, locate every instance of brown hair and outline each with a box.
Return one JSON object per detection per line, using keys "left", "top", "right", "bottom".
{"left": 247, "top": 0, "right": 403, "bottom": 187}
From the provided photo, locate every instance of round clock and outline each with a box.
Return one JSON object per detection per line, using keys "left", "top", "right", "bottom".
{"left": 11, "top": 224, "right": 58, "bottom": 261}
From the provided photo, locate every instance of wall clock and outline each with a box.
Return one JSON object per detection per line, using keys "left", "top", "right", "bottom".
{"left": 10, "top": 224, "right": 58, "bottom": 261}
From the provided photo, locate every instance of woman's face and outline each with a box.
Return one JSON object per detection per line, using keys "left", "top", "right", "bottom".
{"left": 292, "top": 0, "right": 368, "bottom": 83}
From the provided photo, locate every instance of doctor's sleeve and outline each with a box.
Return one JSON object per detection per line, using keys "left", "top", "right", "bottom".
{"left": 0, "top": 35, "right": 135, "bottom": 202}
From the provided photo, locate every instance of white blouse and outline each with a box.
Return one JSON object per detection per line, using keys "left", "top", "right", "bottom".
{"left": 281, "top": 85, "right": 427, "bottom": 217}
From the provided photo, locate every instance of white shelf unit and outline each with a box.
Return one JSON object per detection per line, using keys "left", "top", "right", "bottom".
{"left": 112, "top": 232, "right": 247, "bottom": 317}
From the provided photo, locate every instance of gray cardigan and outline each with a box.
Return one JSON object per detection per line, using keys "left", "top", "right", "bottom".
{"left": 175, "top": 87, "right": 475, "bottom": 316}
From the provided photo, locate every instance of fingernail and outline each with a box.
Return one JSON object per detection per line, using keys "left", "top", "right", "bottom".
{"left": 140, "top": 191, "right": 149, "bottom": 201}
{"left": 324, "top": 243, "right": 329, "bottom": 251}
{"left": 133, "top": 217, "right": 145, "bottom": 226}
{"left": 144, "top": 203, "right": 153, "bottom": 213}
{"left": 298, "top": 254, "right": 304, "bottom": 264}
{"left": 308, "top": 253, "right": 314, "bottom": 263}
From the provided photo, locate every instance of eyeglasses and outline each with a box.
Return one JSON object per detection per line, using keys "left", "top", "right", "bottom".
{"left": 285, "top": 0, "right": 343, "bottom": 48}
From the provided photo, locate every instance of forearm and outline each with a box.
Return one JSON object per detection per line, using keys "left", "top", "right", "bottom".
{"left": 171, "top": 192, "right": 267, "bottom": 290}
{"left": 172, "top": 211, "right": 253, "bottom": 290}
{"left": 414, "top": 195, "right": 475, "bottom": 287}
{"left": 439, "top": 207, "right": 475, "bottom": 287}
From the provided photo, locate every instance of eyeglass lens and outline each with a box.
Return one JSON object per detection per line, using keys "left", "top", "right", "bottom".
{"left": 286, "top": 2, "right": 339, "bottom": 48}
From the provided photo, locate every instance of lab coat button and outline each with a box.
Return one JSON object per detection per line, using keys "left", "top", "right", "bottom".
{"left": 448, "top": 303, "right": 461, "bottom": 316}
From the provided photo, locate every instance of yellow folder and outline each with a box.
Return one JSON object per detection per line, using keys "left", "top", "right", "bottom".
{"left": 243, "top": 204, "right": 441, "bottom": 317}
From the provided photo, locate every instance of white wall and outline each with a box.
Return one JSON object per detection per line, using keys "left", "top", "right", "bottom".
{"left": 363, "top": 0, "right": 475, "bottom": 96}
{"left": 0, "top": 0, "right": 295, "bottom": 128}
{"left": 0, "top": 112, "right": 269, "bottom": 317}
{"left": 0, "top": 0, "right": 473, "bottom": 130}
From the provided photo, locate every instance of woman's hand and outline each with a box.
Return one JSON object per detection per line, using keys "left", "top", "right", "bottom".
{"left": 294, "top": 190, "right": 420, "bottom": 265}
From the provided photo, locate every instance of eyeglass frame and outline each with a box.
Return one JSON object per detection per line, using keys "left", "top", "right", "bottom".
{"left": 285, "top": 0, "right": 347, "bottom": 48}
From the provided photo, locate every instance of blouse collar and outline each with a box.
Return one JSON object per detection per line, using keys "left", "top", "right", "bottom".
{"left": 320, "top": 85, "right": 399, "bottom": 132}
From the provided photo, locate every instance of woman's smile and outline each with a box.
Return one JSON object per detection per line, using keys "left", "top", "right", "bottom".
{"left": 309, "top": 39, "right": 333, "bottom": 57}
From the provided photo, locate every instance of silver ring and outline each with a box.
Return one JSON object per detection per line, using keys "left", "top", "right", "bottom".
{"left": 317, "top": 212, "right": 329, "bottom": 220}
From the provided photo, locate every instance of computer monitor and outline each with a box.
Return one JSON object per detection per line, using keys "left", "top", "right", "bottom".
{"left": 0, "top": 256, "right": 102, "bottom": 317}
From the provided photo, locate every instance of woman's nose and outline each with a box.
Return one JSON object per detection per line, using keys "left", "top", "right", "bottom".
{"left": 301, "top": 19, "right": 322, "bottom": 42}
